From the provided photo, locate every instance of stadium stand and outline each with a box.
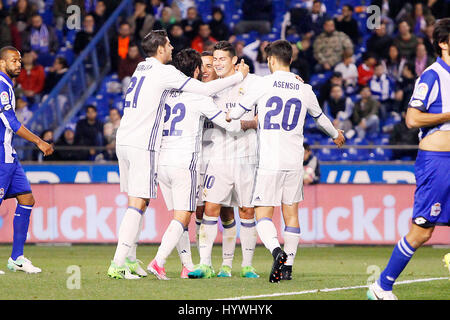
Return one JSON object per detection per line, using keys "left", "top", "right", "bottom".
{"left": 3, "top": 0, "right": 448, "bottom": 161}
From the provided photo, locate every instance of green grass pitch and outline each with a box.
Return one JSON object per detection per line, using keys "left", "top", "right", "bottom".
{"left": 0, "top": 244, "right": 448, "bottom": 300}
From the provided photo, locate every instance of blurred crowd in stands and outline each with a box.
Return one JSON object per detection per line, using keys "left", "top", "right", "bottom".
{"left": 0, "top": 0, "right": 448, "bottom": 162}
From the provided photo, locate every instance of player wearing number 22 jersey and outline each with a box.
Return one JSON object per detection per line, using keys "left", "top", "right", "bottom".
{"left": 147, "top": 49, "right": 246, "bottom": 279}
{"left": 229, "top": 40, "right": 344, "bottom": 283}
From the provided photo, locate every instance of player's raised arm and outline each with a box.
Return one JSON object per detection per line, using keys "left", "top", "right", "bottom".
{"left": 182, "top": 59, "right": 249, "bottom": 96}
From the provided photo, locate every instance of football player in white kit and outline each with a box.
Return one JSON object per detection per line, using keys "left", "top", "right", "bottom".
{"left": 147, "top": 49, "right": 251, "bottom": 280}
{"left": 229, "top": 40, "right": 345, "bottom": 283}
{"left": 107, "top": 30, "right": 249, "bottom": 280}
{"left": 194, "top": 51, "right": 241, "bottom": 258}
{"left": 189, "top": 41, "right": 260, "bottom": 279}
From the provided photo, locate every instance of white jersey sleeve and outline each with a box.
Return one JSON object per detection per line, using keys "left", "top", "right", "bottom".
{"left": 162, "top": 64, "right": 244, "bottom": 96}
{"left": 230, "top": 77, "right": 267, "bottom": 119}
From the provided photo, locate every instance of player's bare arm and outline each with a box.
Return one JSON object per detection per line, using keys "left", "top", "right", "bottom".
{"left": 16, "top": 125, "right": 54, "bottom": 156}
{"left": 405, "top": 107, "right": 450, "bottom": 129}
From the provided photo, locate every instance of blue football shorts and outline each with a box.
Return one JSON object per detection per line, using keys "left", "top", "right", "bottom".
{"left": 0, "top": 159, "right": 32, "bottom": 205}
{"left": 412, "top": 150, "right": 450, "bottom": 227}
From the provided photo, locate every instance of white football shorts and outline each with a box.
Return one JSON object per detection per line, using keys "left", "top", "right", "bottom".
{"left": 203, "top": 160, "right": 256, "bottom": 208}
{"left": 116, "top": 144, "right": 158, "bottom": 199}
{"left": 251, "top": 168, "right": 304, "bottom": 207}
{"left": 158, "top": 165, "right": 198, "bottom": 212}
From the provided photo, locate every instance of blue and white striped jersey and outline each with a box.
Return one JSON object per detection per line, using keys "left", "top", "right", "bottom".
{"left": 0, "top": 71, "right": 21, "bottom": 163}
{"left": 408, "top": 57, "right": 450, "bottom": 140}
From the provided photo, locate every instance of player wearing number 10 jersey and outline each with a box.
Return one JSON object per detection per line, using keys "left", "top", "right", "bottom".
{"left": 229, "top": 40, "right": 345, "bottom": 283}
{"left": 108, "top": 30, "right": 250, "bottom": 280}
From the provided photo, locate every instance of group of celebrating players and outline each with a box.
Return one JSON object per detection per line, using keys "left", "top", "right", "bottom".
{"left": 0, "top": 17, "right": 449, "bottom": 300}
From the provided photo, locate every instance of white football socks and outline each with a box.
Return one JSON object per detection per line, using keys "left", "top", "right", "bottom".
{"left": 113, "top": 207, "right": 143, "bottom": 266}
{"left": 199, "top": 215, "right": 219, "bottom": 266}
{"left": 239, "top": 218, "right": 257, "bottom": 267}
{"left": 283, "top": 227, "right": 301, "bottom": 266}
{"left": 221, "top": 219, "right": 236, "bottom": 268}
{"left": 176, "top": 228, "right": 194, "bottom": 270}
{"left": 256, "top": 218, "right": 280, "bottom": 254}
{"left": 127, "top": 213, "right": 144, "bottom": 262}
{"left": 155, "top": 219, "right": 185, "bottom": 267}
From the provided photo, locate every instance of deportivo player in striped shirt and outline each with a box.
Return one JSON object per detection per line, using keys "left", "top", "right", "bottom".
{"left": 368, "top": 18, "right": 450, "bottom": 300}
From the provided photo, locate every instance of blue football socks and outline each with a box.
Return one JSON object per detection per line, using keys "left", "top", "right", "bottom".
{"left": 11, "top": 204, "right": 33, "bottom": 260}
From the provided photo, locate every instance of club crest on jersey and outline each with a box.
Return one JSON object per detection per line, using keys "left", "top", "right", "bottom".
{"left": 0, "top": 188, "right": 4, "bottom": 199}
{"left": 238, "top": 87, "right": 245, "bottom": 96}
{"left": 413, "top": 83, "right": 428, "bottom": 100}
{"left": 0, "top": 91, "right": 9, "bottom": 104}
{"left": 430, "top": 203, "right": 441, "bottom": 217}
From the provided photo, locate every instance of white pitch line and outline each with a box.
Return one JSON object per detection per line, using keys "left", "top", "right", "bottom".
{"left": 216, "top": 277, "right": 449, "bottom": 300}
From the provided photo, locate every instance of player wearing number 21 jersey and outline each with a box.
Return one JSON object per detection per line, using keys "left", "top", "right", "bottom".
{"left": 229, "top": 40, "right": 345, "bottom": 283}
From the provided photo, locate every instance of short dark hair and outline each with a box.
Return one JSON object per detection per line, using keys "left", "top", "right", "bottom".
{"left": 433, "top": 18, "right": 450, "bottom": 57}
{"left": 343, "top": 4, "right": 354, "bottom": 12}
{"left": 303, "top": 142, "right": 311, "bottom": 151}
{"left": 201, "top": 51, "right": 213, "bottom": 57}
{"left": 213, "top": 41, "right": 236, "bottom": 57}
{"left": 55, "top": 56, "right": 68, "bottom": 69}
{"left": 86, "top": 104, "right": 97, "bottom": 112}
{"left": 0, "top": 46, "right": 19, "bottom": 60}
{"left": 264, "top": 40, "right": 292, "bottom": 66}
{"left": 173, "top": 48, "right": 202, "bottom": 78}
{"left": 141, "top": 30, "right": 168, "bottom": 57}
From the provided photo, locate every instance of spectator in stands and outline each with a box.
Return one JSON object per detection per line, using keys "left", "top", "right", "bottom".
{"left": 168, "top": 23, "right": 190, "bottom": 57}
{"left": 1, "top": 12, "right": 22, "bottom": 51}
{"left": 127, "top": 0, "right": 155, "bottom": 44}
{"left": 54, "top": 127, "right": 83, "bottom": 161}
{"left": 209, "top": 7, "right": 231, "bottom": 42}
{"left": 16, "top": 50, "right": 45, "bottom": 104}
{"left": 92, "top": 0, "right": 107, "bottom": 32}
{"left": 15, "top": 95, "right": 33, "bottom": 125}
{"left": 323, "top": 84, "right": 354, "bottom": 132}
{"left": 318, "top": 71, "right": 343, "bottom": 107}
{"left": 22, "top": 13, "right": 59, "bottom": 67}
{"left": 0, "top": 11, "right": 12, "bottom": 49}
{"left": 334, "top": 51, "right": 358, "bottom": 94}
{"left": 334, "top": 4, "right": 360, "bottom": 45}
{"left": 421, "top": 22, "right": 437, "bottom": 58}
{"left": 234, "top": 0, "right": 272, "bottom": 35}
{"left": 53, "top": 0, "right": 85, "bottom": 31}
{"left": 393, "top": 62, "right": 416, "bottom": 115}
{"left": 10, "top": 0, "right": 37, "bottom": 33}
{"left": 103, "top": 107, "right": 121, "bottom": 161}
{"left": 181, "top": 6, "right": 203, "bottom": 41}
{"left": 349, "top": 86, "right": 380, "bottom": 139}
{"left": 427, "top": 0, "right": 448, "bottom": 20}
{"left": 110, "top": 21, "right": 134, "bottom": 72}
{"left": 191, "top": 23, "right": 217, "bottom": 53}
{"left": 290, "top": 42, "right": 310, "bottom": 83}
{"left": 74, "top": 105, "right": 105, "bottom": 160}
{"left": 382, "top": 44, "right": 406, "bottom": 81}
{"left": 243, "top": 40, "right": 270, "bottom": 76}
{"left": 357, "top": 53, "right": 377, "bottom": 87}
{"left": 149, "top": 0, "right": 164, "bottom": 19}
{"left": 74, "top": 14, "right": 96, "bottom": 55}
{"left": 153, "top": 6, "right": 176, "bottom": 31}
{"left": 366, "top": 22, "right": 393, "bottom": 60}
{"left": 405, "top": 2, "right": 435, "bottom": 37}
{"left": 368, "top": 62, "right": 395, "bottom": 120}
{"left": 313, "top": 19, "right": 354, "bottom": 72}
{"left": 414, "top": 43, "right": 433, "bottom": 76}
{"left": 43, "top": 56, "right": 68, "bottom": 95}
{"left": 308, "top": 0, "right": 328, "bottom": 38}
{"left": 118, "top": 42, "right": 144, "bottom": 94}
{"left": 393, "top": 20, "right": 418, "bottom": 59}
{"left": 389, "top": 111, "right": 419, "bottom": 160}
{"left": 229, "top": 40, "right": 253, "bottom": 74}
{"left": 303, "top": 143, "right": 320, "bottom": 185}
{"left": 171, "top": 0, "right": 196, "bottom": 19}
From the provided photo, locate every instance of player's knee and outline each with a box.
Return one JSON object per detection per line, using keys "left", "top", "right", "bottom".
{"left": 204, "top": 203, "right": 221, "bottom": 217}
{"left": 407, "top": 226, "right": 434, "bottom": 247}
{"left": 17, "top": 193, "right": 35, "bottom": 207}
{"left": 239, "top": 207, "right": 254, "bottom": 219}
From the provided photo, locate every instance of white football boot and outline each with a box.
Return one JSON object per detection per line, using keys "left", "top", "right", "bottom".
{"left": 7, "top": 256, "right": 42, "bottom": 273}
{"left": 367, "top": 281, "right": 398, "bottom": 300}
